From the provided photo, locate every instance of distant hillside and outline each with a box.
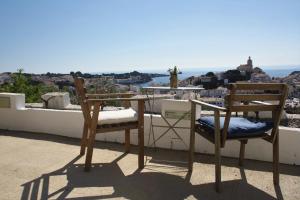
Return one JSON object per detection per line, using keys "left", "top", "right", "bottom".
{"left": 290, "top": 71, "right": 300, "bottom": 76}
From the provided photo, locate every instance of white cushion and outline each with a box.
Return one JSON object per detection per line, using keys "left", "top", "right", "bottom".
{"left": 98, "top": 108, "right": 138, "bottom": 125}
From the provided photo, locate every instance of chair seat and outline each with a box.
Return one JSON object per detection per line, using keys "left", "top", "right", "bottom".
{"left": 98, "top": 108, "right": 138, "bottom": 125}
{"left": 197, "top": 116, "right": 274, "bottom": 139}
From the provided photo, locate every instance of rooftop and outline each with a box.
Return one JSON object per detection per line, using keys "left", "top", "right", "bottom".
{"left": 1, "top": 130, "right": 299, "bottom": 200}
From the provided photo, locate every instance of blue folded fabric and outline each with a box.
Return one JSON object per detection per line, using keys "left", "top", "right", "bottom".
{"left": 197, "top": 116, "right": 274, "bottom": 138}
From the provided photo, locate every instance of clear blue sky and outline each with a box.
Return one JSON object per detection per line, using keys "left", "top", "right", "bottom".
{"left": 0, "top": 0, "right": 299, "bottom": 73}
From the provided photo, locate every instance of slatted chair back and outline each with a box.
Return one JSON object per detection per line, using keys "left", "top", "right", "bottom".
{"left": 86, "top": 93, "right": 135, "bottom": 108}
{"left": 221, "top": 83, "right": 288, "bottom": 146}
{"left": 74, "top": 77, "right": 136, "bottom": 122}
{"left": 74, "top": 77, "right": 92, "bottom": 125}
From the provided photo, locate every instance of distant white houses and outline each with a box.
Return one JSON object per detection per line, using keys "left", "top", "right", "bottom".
{"left": 288, "top": 83, "right": 300, "bottom": 98}
{"left": 200, "top": 86, "right": 227, "bottom": 98}
{"left": 115, "top": 76, "right": 142, "bottom": 84}
{"left": 215, "top": 72, "right": 224, "bottom": 80}
{"left": 250, "top": 73, "right": 271, "bottom": 83}
{"left": 199, "top": 76, "right": 212, "bottom": 83}
{"left": 253, "top": 67, "right": 263, "bottom": 74}
{"left": 285, "top": 98, "right": 300, "bottom": 110}
{"left": 0, "top": 73, "right": 11, "bottom": 85}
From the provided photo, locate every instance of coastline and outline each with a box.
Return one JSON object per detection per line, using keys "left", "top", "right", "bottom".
{"left": 138, "top": 67, "right": 300, "bottom": 87}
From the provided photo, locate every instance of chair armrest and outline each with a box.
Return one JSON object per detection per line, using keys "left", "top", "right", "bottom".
{"left": 190, "top": 99, "right": 227, "bottom": 112}
{"left": 145, "top": 95, "right": 176, "bottom": 100}
{"left": 86, "top": 93, "right": 134, "bottom": 98}
{"left": 251, "top": 100, "right": 272, "bottom": 106}
{"left": 86, "top": 97, "right": 149, "bottom": 104}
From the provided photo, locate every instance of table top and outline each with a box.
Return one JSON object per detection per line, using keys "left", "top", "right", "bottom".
{"left": 142, "top": 86, "right": 204, "bottom": 91}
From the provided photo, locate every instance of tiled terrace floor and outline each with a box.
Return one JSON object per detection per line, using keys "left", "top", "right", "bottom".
{"left": 0, "top": 130, "right": 299, "bottom": 200}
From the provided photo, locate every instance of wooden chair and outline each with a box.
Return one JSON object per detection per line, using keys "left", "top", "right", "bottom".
{"left": 188, "top": 83, "right": 288, "bottom": 192}
{"left": 74, "top": 77, "right": 148, "bottom": 171}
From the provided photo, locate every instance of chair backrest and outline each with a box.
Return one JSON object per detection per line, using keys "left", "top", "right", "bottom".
{"left": 74, "top": 77, "right": 137, "bottom": 124}
{"left": 221, "top": 83, "right": 288, "bottom": 145}
{"left": 74, "top": 77, "right": 92, "bottom": 124}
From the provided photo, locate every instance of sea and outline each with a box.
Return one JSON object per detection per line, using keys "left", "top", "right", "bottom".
{"left": 138, "top": 66, "right": 300, "bottom": 87}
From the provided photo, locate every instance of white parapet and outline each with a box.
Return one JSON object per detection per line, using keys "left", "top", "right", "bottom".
{"left": 0, "top": 93, "right": 25, "bottom": 110}
{"left": 131, "top": 94, "right": 174, "bottom": 114}
{"left": 161, "top": 99, "right": 201, "bottom": 119}
{"left": 0, "top": 93, "right": 299, "bottom": 165}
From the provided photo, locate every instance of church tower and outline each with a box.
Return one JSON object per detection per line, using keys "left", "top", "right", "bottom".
{"left": 247, "top": 56, "right": 253, "bottom": 68}
{"left": 237, "top": 56, "right": 254, "bottom": 72}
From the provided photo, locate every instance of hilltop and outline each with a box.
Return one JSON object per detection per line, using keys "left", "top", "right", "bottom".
{"left": 0, "top": 70, "right": 167, "bottom": 87}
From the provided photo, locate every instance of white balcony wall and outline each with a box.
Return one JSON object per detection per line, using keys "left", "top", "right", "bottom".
{"left": 0, "top": 93, "right": 299, "bottom": 165}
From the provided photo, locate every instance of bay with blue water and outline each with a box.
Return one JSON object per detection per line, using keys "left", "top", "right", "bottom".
{"left": 140, "top": 66, "right": 300, "bottom": 87}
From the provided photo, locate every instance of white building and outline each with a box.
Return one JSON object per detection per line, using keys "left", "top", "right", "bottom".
{"left": 0, "top": 73, "right": 11, "bottom": 85}
{"left": 200, "top": 87, "right": 227, "bottom": 98}
{"left": 250, "top": 73, "right": 271, "bottom": 83}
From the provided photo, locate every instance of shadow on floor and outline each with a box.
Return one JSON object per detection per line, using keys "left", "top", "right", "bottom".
{"left": 20, "top": 154, "right": 279, "bottom": 200}
{"left": 2, "top": 129, "right": 299, "bottom": 177}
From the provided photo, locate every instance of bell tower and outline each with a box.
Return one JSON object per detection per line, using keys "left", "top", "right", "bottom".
{"left": 247, "top": 56, "right": 253, "bottom": 68}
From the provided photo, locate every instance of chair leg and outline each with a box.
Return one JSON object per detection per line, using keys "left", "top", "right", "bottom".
{"left": 215, "top": 142, "right": 221, "bottom": 192}
{"left": 138, "top": 100, "right": 145, "bottom": 169}
{"left": 214, "top": 110, "right": 221, "bottom": 192}
{"left": 273, "top": 133, "right": 279, "bottom": 185}
{"left": 138, "top": 125, "right": 144, "bottom": 169}
{"left": 188, "top": 127, "right": 195, "bottom": 171}
{"left": 80, "top": 122, "right": 89, "bottom": 156}
{"left": 239, "top": 140, "right": 248, "bottom": 166}
{"left": 188, "top": 102, "right": 196, "bottom": 171}
{"left": 85, "top": 129, "right": 96, "bottom": 172}
{"left": 125, "top": 129, "right": 130, "bottom": 153}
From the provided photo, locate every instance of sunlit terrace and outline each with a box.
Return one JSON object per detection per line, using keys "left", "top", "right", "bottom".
{"left": 1, "top": 130, "right": 299, "bottom": 200}
{"left": 0, "top": 92, "right": 300, "bottom": 199}
{"left": 1, "top": 0, "right": 300, "bottom": 199}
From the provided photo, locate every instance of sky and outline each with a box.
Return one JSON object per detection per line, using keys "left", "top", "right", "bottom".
{"left": 0, "top": 0, "right": 299, "bottom": 73}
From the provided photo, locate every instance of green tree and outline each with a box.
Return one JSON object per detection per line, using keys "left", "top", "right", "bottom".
{"left": 0, "top": 69, "right": 59, "bottom": 103}
{"left": 206, "top": 72, "right": 215, "bottom": 77}
{"left": 11, "top": 68, "right": 28, "bottom": 93}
